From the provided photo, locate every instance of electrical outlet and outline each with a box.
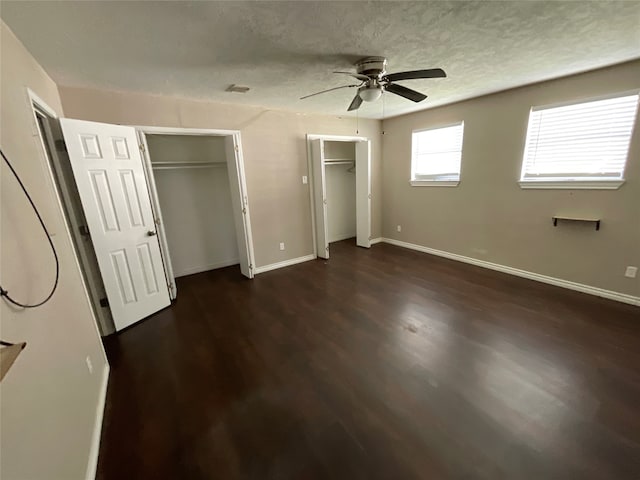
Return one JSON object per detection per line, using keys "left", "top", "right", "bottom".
{"left": 279, "top": 242, "right": 285, "bottom": 251}
{"left": 302, "top": 175, "right": 308, "bottom": 184}
{"left": 397, "top": 225, "right": 402, "bottom": 232}
{"left": 85, "top": 356, "right": 93, "bottom": 374}
{"left": 625, "top": 266, "right": 638, "bottom": 278}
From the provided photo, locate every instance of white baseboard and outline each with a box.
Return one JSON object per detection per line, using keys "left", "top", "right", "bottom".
{"left": 370, "top": 237, "right": 383, "bottom": 245}
{"left": 254, "top": 254, "right": 316, "bottom": 274}
{"left": 85, "top": 363, "right": 109, "bottom": 480}
{"left": 329, "top": 233, "right": 356, "bottom": 243}
{"left": 175, "top": 259, "right": 239, "bottom": 277}
{"left": 381, "top": 238, "right": 640, "bottom": 307}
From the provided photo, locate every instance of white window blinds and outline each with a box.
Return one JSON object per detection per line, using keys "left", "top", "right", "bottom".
{"left": 412, "top": 122, "right": 464, "bottom": 181}
{"left": 521, "top": 94, "right": 639, "bottom": 182}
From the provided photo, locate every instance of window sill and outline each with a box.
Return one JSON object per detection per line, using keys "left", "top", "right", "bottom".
{"left": 518, "top": 180, "right": 625, "bottom": 190}
{"left": 410, "top": 180, "right": 460, "bottom": 187}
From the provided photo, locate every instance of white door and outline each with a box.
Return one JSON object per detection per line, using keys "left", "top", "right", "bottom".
{"left": 225, "top": 136, "right": 255, "bottom": 278}
{"left": 311, "top": 139, "right": 329, "bottom": 259}
{"left": 356, "top": 140, "right": 372, "bottom": 248}
{"left": 60, "top": 119, "right": 170, "bottom": 331}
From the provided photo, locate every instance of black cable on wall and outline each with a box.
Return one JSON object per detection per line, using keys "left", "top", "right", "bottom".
{"left": 0, "top": 147, "right": 59, "bottom": 308}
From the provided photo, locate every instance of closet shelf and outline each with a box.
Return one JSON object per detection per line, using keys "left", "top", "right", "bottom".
{"left": 152, "top": 161, "right": 227, "bottom": 170}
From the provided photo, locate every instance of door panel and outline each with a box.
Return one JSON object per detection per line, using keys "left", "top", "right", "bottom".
{"left": 38, "top": 114, "right": 115, "bottom": 334}
{"left": 60, "top": 118, "right": 170, "bottom": 331}
{"left": 356, "top": 140, "right": 371, "bottom": 248}
{"left": 225, "top": 136, "right": 254, "bottom": 278}
{"left": 311, "top": 139, "right": 329, "bottom": 259}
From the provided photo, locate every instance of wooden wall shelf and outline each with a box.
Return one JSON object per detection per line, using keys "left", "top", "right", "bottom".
{"left": 1, "top": 341, "right": 26, "bottom": 381}
{"left": 552, "top": 216, "right": 601, "bottom": 231}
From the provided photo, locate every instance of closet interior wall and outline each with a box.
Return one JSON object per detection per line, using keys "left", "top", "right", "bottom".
{"left": 324, "top": 141, "right": 357, "bottom": 243}
{"left": 146, "top": 134, "right": 239, "bottom": 277}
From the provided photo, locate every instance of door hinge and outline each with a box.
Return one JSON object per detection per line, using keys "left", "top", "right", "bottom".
{"left": 249, "top": 264, "right": 253, "bottom": 269}
{"left": 139, "top": 143, "right": 145, "bottom": 154}
{"left": 325, "top": 246, "right": 329, "bottom": 251}
{"left": 99, "top": 298, "right": 109, "bottom": 308}
{"left": 235, "top": 145, "right": 239, "bottom": 152}
{"left": 54, "top": 139, "right": 67, "bottom": 152}
{"left": 368, "top": 194, "right": 372, "bottom": 199}
{"left": 78, "top": 225, "right": 90, "bottom": 237}
{"left": 242, "top": 207, "right": 246, "bottom": 214}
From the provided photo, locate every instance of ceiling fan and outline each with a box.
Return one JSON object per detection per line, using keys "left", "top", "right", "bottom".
{"left": 300, "top": 56, "right": 446, "bottom": 111}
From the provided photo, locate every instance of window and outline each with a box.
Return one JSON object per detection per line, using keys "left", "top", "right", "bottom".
{"left": 520, "top": 93, "right": 639, "bottom": 189}
{"left": 411, "top": 122, "right": 464, "bottom": 186}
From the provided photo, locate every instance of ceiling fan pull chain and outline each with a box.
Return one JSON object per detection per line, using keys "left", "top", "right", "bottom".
{"left": 382, "top": 93, "right": 385, "bottom": 134}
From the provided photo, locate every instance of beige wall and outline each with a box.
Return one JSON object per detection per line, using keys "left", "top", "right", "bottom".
{"left": 0, "top": 22, "right": 107, "bottom": 479}
{"left": 58, "top": 87, "right": 382, "bottom": 269}
{"left": 382, "top": 60, "right": 640, "bottom": 297}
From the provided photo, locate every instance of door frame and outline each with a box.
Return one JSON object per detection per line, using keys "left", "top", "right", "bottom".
{"left": 306, "top": 133, "right": 371, "bottom": 258}
{"left": 26, "top": 88, "right": 116, "bottom": 338}
{"left": 135, "top": 126, "right": 256, "bottom": 295}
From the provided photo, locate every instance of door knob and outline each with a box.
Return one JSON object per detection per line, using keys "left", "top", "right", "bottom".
{"left": 147, "top": 230, "right": 157, "bottom": 237}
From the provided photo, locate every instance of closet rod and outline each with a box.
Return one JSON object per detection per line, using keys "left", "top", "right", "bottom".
{"left": 325, "top": 160, "right": 354, "bottom": 166}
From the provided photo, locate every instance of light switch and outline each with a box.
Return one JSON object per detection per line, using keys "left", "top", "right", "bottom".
{"left": 302, "top": 176, "right": 308, "bottom": 184}
{"left": 279, "top": 242, "right": 285, "bottom": 251}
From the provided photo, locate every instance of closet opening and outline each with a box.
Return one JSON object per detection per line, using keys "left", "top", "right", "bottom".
{"left": 138, "top": 128, "right": 255, "bottom": 298}
{"left": 308, "top": 134, "right": 372, "bottom": 260}
{"left": 324, "top": 141, "right": 357, "bottom": 245}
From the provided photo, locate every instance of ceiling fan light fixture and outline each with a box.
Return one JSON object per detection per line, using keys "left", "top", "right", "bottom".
{"left": 359, "top": 85, "right": 382, "bottom": 102}
{"left": 301, "top": 57, "right": 445, "bottom": 111}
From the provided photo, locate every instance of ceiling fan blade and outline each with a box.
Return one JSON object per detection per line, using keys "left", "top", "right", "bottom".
{"left": 382, "top": 68, "right": 446, "bottom": 83}
{"left": 334, "top": 71, "right": 371, "bottom": 82}
{"left": 347, "top": 93, "right": 363, "bottom": 111}
{"left": 384, "top": 83, "right": 427, "bottom": 103}
{"left": 300, "top": 84, "right": 360, "bottom": 100}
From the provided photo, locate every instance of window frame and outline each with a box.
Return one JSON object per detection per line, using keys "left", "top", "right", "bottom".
{"left": 518, "top": 91, "right": 639, "bottom": 190}
{"left": 410, "top": 121, "right": 464, "bottom": 187}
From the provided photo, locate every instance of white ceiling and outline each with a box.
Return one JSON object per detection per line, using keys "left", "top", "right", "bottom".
{"left": 2, "top": 1, "right": 639, "bottom": 119}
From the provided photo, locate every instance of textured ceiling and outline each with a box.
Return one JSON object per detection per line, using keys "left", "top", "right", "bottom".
{"left": 2, "top": 1, "right": 639, "bottom": 119}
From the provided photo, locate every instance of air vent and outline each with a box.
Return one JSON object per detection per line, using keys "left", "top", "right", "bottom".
{"left": 226, "top": 84, "right": 250, "bottom": 93}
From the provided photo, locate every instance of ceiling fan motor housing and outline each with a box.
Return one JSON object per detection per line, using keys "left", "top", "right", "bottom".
{"left": 356, "top": 56, "right": 387, "bottom": 78}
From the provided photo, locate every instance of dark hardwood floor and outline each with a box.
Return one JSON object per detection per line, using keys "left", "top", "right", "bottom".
{"left": 98, "top": 240, "right": 640, "bottom": 480}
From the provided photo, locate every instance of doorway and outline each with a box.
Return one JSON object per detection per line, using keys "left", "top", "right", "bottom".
{"left": 325, "top": 141, "right": 357, "bottom": 244}
{"left": 137, "top": 127, "right": 256, "bottom": 299}
{"left": 33, "top": 109, "right": 255, "bottom": 334}
{"left": 28, "top": 91, "right": 115, "bottom": 335}
{"left": 307, "top": 134, "right": 372, "bottom": 259}
{"left": 142, "top": 133, "right": 246, "bottom": 286}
